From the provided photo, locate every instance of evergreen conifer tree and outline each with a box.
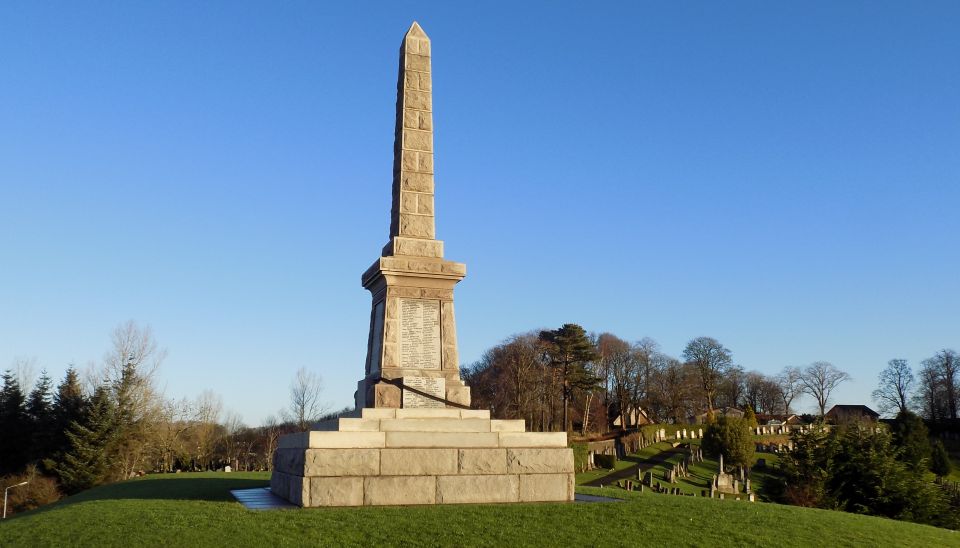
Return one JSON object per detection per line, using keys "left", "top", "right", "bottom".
{"left": 743, "top": 404, "right": 758, "bottom": 427}
{"left": 891, "top": 410, "right": 931, "bottom": 468}
{"left": 539, "top": 324, "right": 600, "bottom": 432}
{"left": 930, "top": 440, "right": 953, "bottom": 480}
{"left": 0, "top": 370, "right": 30, "bottom": 474}
{"left": 52, "top": 367, "right": 88, "bottom": 457}
{"left": 26, "top": 370, "right": 56, "bottom": 463}
{"left": 46, "top": 385, "right": 116, "bottom": 494}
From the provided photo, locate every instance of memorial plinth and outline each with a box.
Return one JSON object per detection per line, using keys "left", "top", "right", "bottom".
{"left": 271, "top": 408, "right": 574, "bottom": 506}
{"left": 271, "top": 22, "right": 573, "bottom": 507}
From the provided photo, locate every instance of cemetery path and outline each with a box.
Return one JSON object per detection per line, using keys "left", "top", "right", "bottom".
{"left": 582, "top": 445, "right": 688, "bottom": 487}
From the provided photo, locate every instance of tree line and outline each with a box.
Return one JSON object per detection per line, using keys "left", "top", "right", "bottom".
{"left": 873, "top": 350, "right": 960, "bottom": 424}
{"left": 465, "top": 323, "right": 855, "bottom": 433}
{"left": 0, "top": 321, "right": 329, "bottom": 515}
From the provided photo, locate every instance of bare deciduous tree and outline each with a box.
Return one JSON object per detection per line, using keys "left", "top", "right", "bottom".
{"left": 102, "top": 321, "right": 167, "bottom": 479}
{"left": 262, "top": 415, "right": 283, "bottom": 470}
{"left": 871, "top": 359, "right": 914, "bottom": 417}
{"left": 287, "top": 368, "right": 326, "bottom": 431}
{"left": 192, "top": 390, "right": 223, "bottom": 469}
{"left": 775, "top": 366, "right": 803, "bottom": 414}
{"left": 11, "top": 356, "right": 38, "bottom": 394}
{"left": 914, "top": 359, "right": 946, "bottom": 421}
{"left": 597, "top": 333, "right": 633, "bottom": 430}
{"left": 800, "top": 361, "right": 851, "bottom": 417}
{"left": 682, "top": 337, "right": 733, "bottom": 413}
{"left": 718, "top": 365, "right": 746, "bottom": 409}
{"left": 931, "top": 350, "right": 958, "bottom": 420}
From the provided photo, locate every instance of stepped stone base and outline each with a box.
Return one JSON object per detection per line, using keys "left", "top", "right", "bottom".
{"left": 270, "top": 408, "right": 574, "bottom": 507}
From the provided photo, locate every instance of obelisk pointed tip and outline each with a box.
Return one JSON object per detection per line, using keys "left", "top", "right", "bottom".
{"left": 406, "top": 21, "right": 429, "bottom": 39}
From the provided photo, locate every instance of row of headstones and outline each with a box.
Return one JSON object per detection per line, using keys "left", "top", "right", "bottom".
{"left": 755, "top": 441, "right": 794, "bottom": 453}
{"left": 622, "top": 435, "right": 653, "bottom": 455}
{"left": 754, "top": 424, "right": 821, "bottom": 436}
{"left": 619, "top": 479, "right": 690, "bottom": 496}
{"left": 653, "top": 428, "right": 704, "bottom": 443}
{"left": 664, "top": 461, "right": 690, "bottom": 483}
{"left": 616, "top": 479, "right": 755, "bottom": 502}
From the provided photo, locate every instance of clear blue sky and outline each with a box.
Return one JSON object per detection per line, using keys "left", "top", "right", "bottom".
{"left": 2, "top": 2, "right": 958, "bottom": 425}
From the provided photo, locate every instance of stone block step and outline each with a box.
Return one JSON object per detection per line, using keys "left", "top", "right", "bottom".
{"left": 273, "top": 446, "right": 574, "bottom": 477}
{"left": 337, "top": 417, "right": 527, "bottom": 433}
{"left": 339, "top": 417, "right": 490, "bottom": 433}
{"left": 360, "top": 407, "right": 490, "bottom": 420}
{"left": 272, "top": 470, "right": 575, "bottom": 507}
{"left": 278, "top": 427, "right": 567, "bottom": 449}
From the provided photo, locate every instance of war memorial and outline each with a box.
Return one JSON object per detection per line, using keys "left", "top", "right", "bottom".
{"left": 269, "top": 23, "right": 575, "bottom": 507}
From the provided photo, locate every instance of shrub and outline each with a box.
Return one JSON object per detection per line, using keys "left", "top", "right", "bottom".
{"left": 594, "top": 453, "right": 617, "bottom": 469}
{"left": 702, "top": 416, "right": 754, "bottom": 468}
{"left": 891, "top": 410, "right": 930, "bottom": 467}
{"left": 570, "top": 442, "right": 589, "bottom": 473}
{"left": 779, "top": 424, "right": 957, "bottom": 529}
{"left": 1, "top": 464, "right": 61, "bottom": 516}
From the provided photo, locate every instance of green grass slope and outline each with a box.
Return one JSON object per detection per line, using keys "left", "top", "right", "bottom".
{"left": 0, "top": 472, "right": 956, "bottom": 547}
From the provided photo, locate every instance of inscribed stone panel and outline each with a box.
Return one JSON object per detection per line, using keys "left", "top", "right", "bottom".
{"left": 402, "top": 375, "right": 446, "bottom": 408}
{"left": 399, "top": 298, "right": 441, "bottom": 369}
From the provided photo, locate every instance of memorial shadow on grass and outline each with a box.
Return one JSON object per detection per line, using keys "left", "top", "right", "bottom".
{"left": 30, "top": 472, "right": 270, "bottom": 517}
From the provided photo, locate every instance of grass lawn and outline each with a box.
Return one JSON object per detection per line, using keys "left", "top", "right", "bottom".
{"left": 0, "top": 472, "right": 956, "bottom": 547}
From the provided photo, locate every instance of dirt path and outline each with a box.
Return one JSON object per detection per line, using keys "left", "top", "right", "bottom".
{"left": 582, "top": 445, "right": 689, "bottom": 487}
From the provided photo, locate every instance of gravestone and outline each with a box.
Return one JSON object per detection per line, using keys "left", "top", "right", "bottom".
{"left": 713, "top": 454, "right": 737, "bottom": 495}
{"left": 270, "top": 23, "right": 574, "bottom": 508}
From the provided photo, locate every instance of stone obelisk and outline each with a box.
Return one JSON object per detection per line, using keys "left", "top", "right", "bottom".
{"left": 270, "top": 24, "right": 573, "bottom": 507}
{"left": 356, "top": 22, "right": 470, "bottom": 410}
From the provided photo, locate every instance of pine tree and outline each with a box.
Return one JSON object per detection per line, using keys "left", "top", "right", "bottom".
{"left": 46, "top": 385, "right": 116, "bottom": 494}
{"left": 930, "top": 440, "right": 953, "bottom": 480}
{"left": 51, "top": 367, "right": 88, "bottom": 458}
{"left": 891, "top": 410, "right": 931, "bottom": 468}
{"left": 26, "top": 370, "right": 56, "bottom": 463}
{"left": 539, "top": 324, "right": 600, "bottom": 432}
{"left": 0, "top": 370, "right": 30, "bottom": 474}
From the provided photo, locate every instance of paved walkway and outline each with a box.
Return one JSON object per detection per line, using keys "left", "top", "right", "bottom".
{"left": 231, "top": 487, "right": 297, "bottom": 510}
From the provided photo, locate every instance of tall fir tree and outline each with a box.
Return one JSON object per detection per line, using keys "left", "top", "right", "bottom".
{"left": 51, "top": 367, "right": 88, "bottom": 458}
{"left": 46, "top": 385, "right": 116, "bottom": 494}
{"left": 26, "top": 370, "right": 56, "bottom": 463}
{"left": 0, "top": 369, "right": 30, "bottom": 474}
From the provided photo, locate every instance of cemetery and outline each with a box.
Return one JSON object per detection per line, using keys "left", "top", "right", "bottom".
{"left": 575, "top": 431, "right": 781, "bottom": 503}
